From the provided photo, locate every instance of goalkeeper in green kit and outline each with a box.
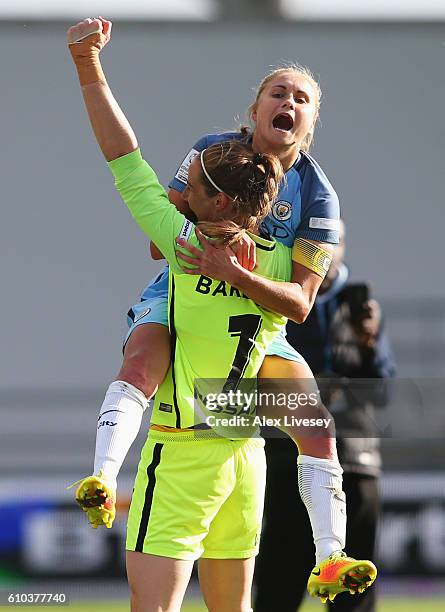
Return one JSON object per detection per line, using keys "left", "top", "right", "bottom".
{"left": 67, "top": 16, "right": 294, "bottom": 611}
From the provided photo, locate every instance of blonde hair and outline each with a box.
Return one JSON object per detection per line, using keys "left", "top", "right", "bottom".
{"left": 197, "top": 140, "right": 283, "bottom": 246}
{"left": 245, "top": 63, "right": 322, "bottom": 152}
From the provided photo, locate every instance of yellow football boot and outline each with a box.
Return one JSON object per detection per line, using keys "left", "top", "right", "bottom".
{"left": 307, "top": 551, "right": 377, "bottom": 603}
{"left": 73, "top": 470, "right": 116, "bottom": 529}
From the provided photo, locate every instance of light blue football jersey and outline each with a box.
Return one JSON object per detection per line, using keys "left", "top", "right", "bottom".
{"left": 139, "top": 130, "right": 340, "bottom": 303}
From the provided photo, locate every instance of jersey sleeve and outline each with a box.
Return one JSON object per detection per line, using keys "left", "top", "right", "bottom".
{"left": 108, "top": 149, "right": 196, "bottom": 274}
{"left": 168, "top": 135, "right": 210, "bottom": 193}
{"left": 296, "top": 158, "right": 340, "bottom": 245}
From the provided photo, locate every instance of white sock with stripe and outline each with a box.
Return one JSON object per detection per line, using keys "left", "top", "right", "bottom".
{"left": 298, "top": 454, "right": 346, "bottom": 565}
{"left": 93, "top": 380, "right": 148, "bottom": 489}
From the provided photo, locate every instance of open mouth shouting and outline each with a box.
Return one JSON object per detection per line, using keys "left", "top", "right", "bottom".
{"left": 272, "top": 112, "right": 294, "bottom": 132}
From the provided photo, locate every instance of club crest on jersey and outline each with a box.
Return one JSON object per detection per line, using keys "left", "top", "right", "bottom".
{"left": 272, "top": 200, "right": 292, "bottom": 221}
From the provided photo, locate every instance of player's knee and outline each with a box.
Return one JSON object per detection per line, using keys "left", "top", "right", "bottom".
{"left": 280, "top": 399, "right": 338, "bottom": 458}
{"left": 312, "top": 400, "right": 336, "bottom": 436}
{"left": 297, "top": 403, "right": 338, "bottom": 460}
{"left": 204, "top": 584, "right": 252, "bottom": 612}
{"left": 129, "top": 583, "right": 182, "bottom": 612}
{"left": 119, "top": 325, "right": 170, "bottom": 398}
{"left": 128, "top": 583, "right": 140, "bottom": 610}
{"left": 129, "top": 591, "right": 140, "bottom": 612}
{"left": 117, "top": 354, "right": 158, "bottom": 399}
{"left": 128, "top": 584, "right": 154, "bottom": 612}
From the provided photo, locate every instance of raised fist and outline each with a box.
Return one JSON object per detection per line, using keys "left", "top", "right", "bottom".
{"left": 67, "top": 17, "right": 112, "bottom": 85}
{"left": 67, "top": 16, "right": 112, "bottom": 48}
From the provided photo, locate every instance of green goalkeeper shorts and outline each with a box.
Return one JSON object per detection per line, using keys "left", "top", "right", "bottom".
{"left": 126, "top": 428, "right": 266, "bottom": 560}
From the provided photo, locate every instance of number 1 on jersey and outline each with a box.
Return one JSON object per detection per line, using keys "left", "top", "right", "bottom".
{"left": 223, "top": 314, "right": 262, "bottom": 394}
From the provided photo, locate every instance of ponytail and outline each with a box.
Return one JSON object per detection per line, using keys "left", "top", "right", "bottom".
{"left": 199, "top": 141, "right": 283, "bottom": 246}
{"left": 196, "top": 220, "right": 247, "bottom": 248}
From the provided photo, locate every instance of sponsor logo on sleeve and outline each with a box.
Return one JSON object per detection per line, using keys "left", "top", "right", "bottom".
{"left": 175, "top": 148, "right": 200, "bottom": 184}
{"left": 309, "top": 217, "right": 340, "bottom": 231}
{"left": 272, "top": 200, "right": 292, "bottom": 221}
{"left": 179, "top": 219, "right": 194, "bottom": 241}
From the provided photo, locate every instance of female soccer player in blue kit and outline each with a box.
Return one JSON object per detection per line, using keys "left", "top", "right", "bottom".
{"left": 68, "top": 16, "right": 376, "bottom": 609}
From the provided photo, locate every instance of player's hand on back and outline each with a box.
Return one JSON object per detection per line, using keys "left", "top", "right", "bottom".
{"left": 231, "top": 232, "right": 257, "bottom": 271}
{"left": 176, "top": 227, "right": 243, "bottom": 286}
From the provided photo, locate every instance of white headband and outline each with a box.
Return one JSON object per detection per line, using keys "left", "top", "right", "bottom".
{"left": 200, "top": 150, "right": 225, "bottom": 194}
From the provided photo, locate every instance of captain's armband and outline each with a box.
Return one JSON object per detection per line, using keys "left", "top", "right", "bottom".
{"left": 292, "top": 238, "right": 332, "bottom": 278}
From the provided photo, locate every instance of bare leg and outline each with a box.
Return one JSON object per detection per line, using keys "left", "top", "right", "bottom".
{"left": 126, "top": 551, "right": 194, "bottom": 612}
{"left": 118, "top": 323, "right": 171, "bottom": 399}
{"left": 199, "top": 557, "right": 255, "bottom": 612}
{"left": 258, "top": 355, "right": 337, "bottom": 459}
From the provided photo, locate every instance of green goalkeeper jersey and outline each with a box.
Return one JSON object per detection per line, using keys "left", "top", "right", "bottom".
{"left": 109, "top": 150, "right": 292, "bottom": 434}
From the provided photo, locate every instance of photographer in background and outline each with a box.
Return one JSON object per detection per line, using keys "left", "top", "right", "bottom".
{"left": 255, "top": 221, "right": 396, "bottom": 612}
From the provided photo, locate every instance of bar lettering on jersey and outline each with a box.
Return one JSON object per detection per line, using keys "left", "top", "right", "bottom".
{"left": 195, "top": 275, "right": 213, "bottom": 294}
{"left": 195, "top": 275, "right": 247, "bottom": 299}
{"left": 212, "top": 281, "right": 227, "bottom": 297}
